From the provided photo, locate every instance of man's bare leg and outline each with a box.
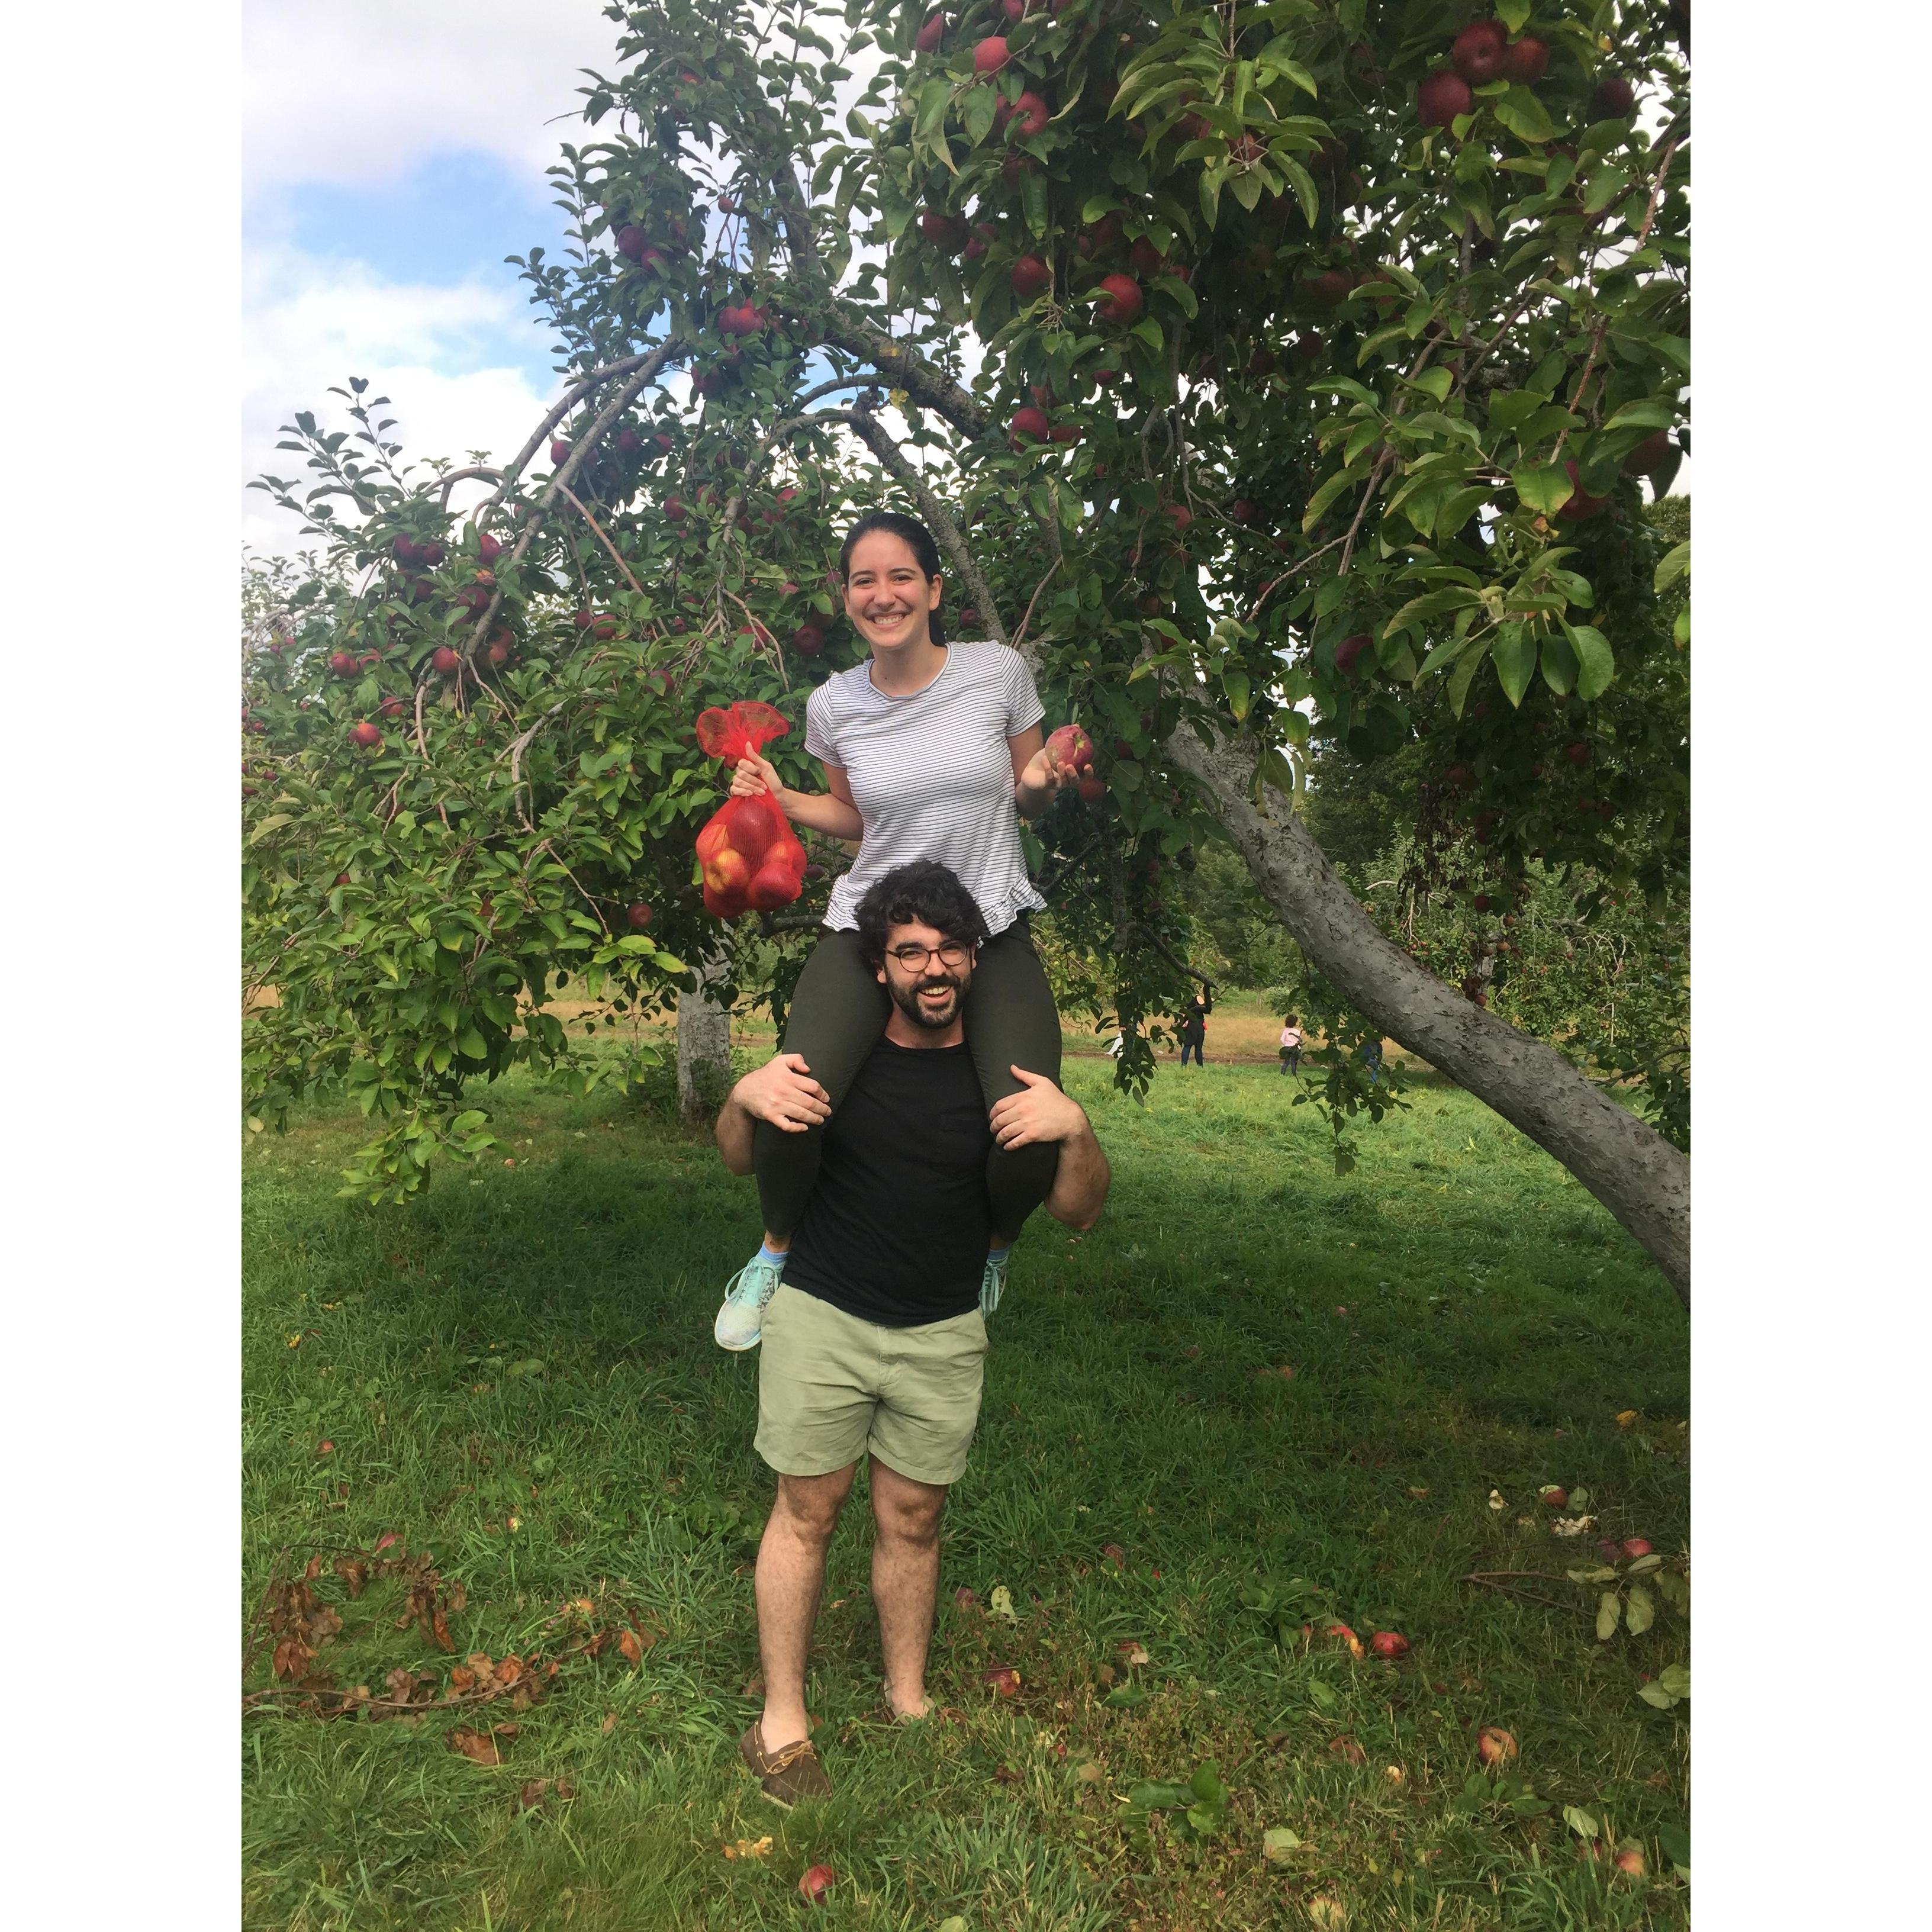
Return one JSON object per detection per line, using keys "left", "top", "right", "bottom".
{"left": 868, "top": 1454, "right": 948, "bottom": 1720}
{"left": 755, "top": 1464, "right": 856, "bottom": 1751}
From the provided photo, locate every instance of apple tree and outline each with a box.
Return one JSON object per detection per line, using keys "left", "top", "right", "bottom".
{"left": 244, "top": 0, "right": 1691, "bottom": 1299}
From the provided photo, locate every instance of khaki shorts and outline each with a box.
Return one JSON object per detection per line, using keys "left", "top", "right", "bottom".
{"left": 755, "top": 1283, "right": 989, "bottom": 1487}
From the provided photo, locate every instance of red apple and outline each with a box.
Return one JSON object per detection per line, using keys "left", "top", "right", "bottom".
{"left": 476, "top": 530, "right": 503, "bottom": 563}
{"left": 1451, "top": 20, "right": 1509, "bottom": 85}
{"left": 1163, "top": 503, "right": 1193, "bottom": 535}
{"left": 1623, "top": 429, "right": 1675, "bottom": 475}
{"left": 973, "top": 35, "right": 1009, "bottom": 73}
{"left": 349, "top": 721, "right": 383, "bottom": 750}
{"left": 1228, "top": 498, "right": 1256, "bottom": 523}
{"left": 791, "top": 623, "right": 826, "bottom": 656}
{"left": 798, "top": 1865, "right": 835, "bottom": 1905}
{"left": 916, "top": 12, "right": 945, "bottom": 54}
{"left": 1503, "top": 35, "right": 1550, "bottom": 82}
{"left": 704, "top": 848, "right": 752, "bottom": 894}
{"left": 328, "top": 651, "right": 359, "bottom": 679}
{"left": 1096, "top": 272, "right": 1143, "bottom": 323}
{"left": 664, "top": 496, "right": 687, "bottom": 521}
{"left": 486, "top": 638, "right": 511, "bottom": 667}
{"left": 748, "top": 856, "right": 803, "bottom": 911}
{"left": 392, "top": 534, "right": 420, "bottom": 565}
{"left": 1334, "top": 632, "right": 1372, "bottom": 678}
{"left": 1557, "top": 460, "right": 1608, "bottom": 520}
{"left": 1325, "top": 1622, "right": 1366, "bottom": 1659}
{"left": 1538, "top": 1485, "right": 1568, "bottom": 1508}
{"left": 1620, "top": 1537, "right": 1653, "bottom": 1560}
{"left": 1590, "top": 76, "right": 1637, "bottom": 120}
{"left": 1012, "top": 91, "right": 1051, "bottom": 139}
{"left": 379, "top": 695, "right": 407, "bottom": 719}
{"left": 615, "top": 224, "right": 646, "bottom": 260}
{"left": 1076, "top": 772, "right": 1105, "bottom": 803}
{"left": 1010, "top": 404, "right": 1051, "bottom": 443}
{"left": 1614, "top": 1844, "right": 1646, "bottom": 1878}
{"left": 417, "top": 539, "right": 445, "bottom": 566}
{"left": 1303, "top": 268, "right": 1352, "bottom": 308}
{"left": 431, "top": 646, "right": 462, "bottom": 674}
{"left": 1370, "top": 1631, "right": 1411, "bottom": 1659}
{"left": 1473, "top": 893, "right": 1492, "bottom": 912}
{"left": 1476, "top": 1726, "right": 1518, "bottom": 1766}
{"left": 550, "top": 438, "right": 571, "bottom": 466}
{"left": 1045, "top": 723, "right": 1094, "bottom": 772}
{"left": 1417, "top": 69, "right": 1473, "bottom": 127}
{"left": 1010, "top": 255, "right": 1051, "bottom": 300}
{"left": 982, "top": 1664, "right": 1020, "bottom": 1696}
{"left": 1565, "top": 742, "right": 1591, "bottom": 767}
{"left": 920, "top": 210, "right": 970, "bottom": 252}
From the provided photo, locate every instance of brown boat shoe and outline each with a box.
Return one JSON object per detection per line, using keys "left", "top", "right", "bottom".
{"left": 739, "top": 1722, "right": 833, "bottom": 1807}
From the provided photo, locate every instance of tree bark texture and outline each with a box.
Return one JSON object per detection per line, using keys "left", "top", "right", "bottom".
{"left": 676, "top": 954, "right": 734, "bottom": 1125}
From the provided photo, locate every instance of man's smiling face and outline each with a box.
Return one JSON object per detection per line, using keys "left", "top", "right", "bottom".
{"left": 877, "top": 917, "right": 975, "bottom": 1035}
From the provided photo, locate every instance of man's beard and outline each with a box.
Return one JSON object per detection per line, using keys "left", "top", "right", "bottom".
{"left": 890, "top": 971, "right": 968, "bottom": 1030}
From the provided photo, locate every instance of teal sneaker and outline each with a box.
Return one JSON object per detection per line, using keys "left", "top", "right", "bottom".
{"left": 978, "top": 1250, "right": 1010, "bottom": 1317}
{"left": 715, "top": 1252, "right": 786, "bottom": 1351}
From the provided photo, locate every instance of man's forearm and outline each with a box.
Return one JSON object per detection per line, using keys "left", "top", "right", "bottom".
{"left": 1044, "top": 1117, "right": 1110, "bottom": 1230}
{"left": 714, "top": 1091, "right": 757, "bottom": 1175}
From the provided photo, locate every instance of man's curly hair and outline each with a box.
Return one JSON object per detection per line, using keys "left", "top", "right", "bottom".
{"left": 854, "top": 860, "right": 990, "bottom": 971}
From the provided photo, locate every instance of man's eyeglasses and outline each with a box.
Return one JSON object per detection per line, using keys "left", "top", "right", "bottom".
{"left": 887, "top": 941, "right": 973, "bottom": 971}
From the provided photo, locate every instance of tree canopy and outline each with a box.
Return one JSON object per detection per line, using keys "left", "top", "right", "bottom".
{"left": 243, "top": 0, "right": 1690, "bottom": 1296}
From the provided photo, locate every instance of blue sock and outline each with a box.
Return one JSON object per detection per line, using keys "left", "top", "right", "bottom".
{"left": 758, "top": 1242, "right": 789, "bottom": 1268}
{"left": 987, "top": 1246, "right": 1012, "bottom": 1267}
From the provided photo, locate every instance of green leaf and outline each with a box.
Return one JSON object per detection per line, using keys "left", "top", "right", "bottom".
{"left": 1566, "top": 1565, "right": 1620, "bottom": 1585}
{"left": 1306, "top": 1677, "right": 1338, "bottom": 1711}
{"left": 1435, "top": 485, "right": 1491, "bottom": 540}
{"left": 1301, "top": 463, "right": 1361, "bottom": 533}
{"left": 1129, "top": 1780, "right": 1190, "bottom": 1808}
{"left": 245, "top": 813, "right": 294, "bottom": 845}
{"left": 1563, "top": 1805, "right": 1601, "bottom": 1840}
{"left": 1637, "top": 1681, "right": 1676, "bottom": 1709}
{"left": 1603, "top": 397, "right": 1676, "bottom": 433}
{"left": 1654, "top": 539, "right": 1690, "bottom": 593}
{"left": 1223, "top": 669, "right": 1251, "bottom": 722}
{"left": 1494, "top": 88, "right": 1554, "bottom": 145}
{"left": 1189, "top": 1763, "right": 1226, "bottom": 1805}
{"left": 1658, "top": 1823, "right": 1690, "bottom": 1871}
{"left": 1406, "top": 366, "right": 1453, "bottom": 404}
{"left": 1595, "top": 1591, "right": 1622, "bottom": 1641}
{"left": 1262, "top": 1826, "right": 1300, "bottom": 1862}
{"left": 1657, "top": 1661, "right": 1690, "bottom": 1699}
{"left": 1445, "top": 635, "right": 1491, "bottom": 717}
{"left": 959, "top": 83, "right": 999, "bottom": 146}
{"left": 1624, "top": 1583, "right": 1656, "bottom": 1634}
{"left": 1512, "top": 463, "right": 1572, "bottom": 516}
{"left": 1105, "top": 1684, "right": 1148, "bottom": 1708}
{"left": 1496, "top": 0, "right": 1531, "bottom": 28}
{"left": 1563, "top": 621, "right": 1616, "bottom": 700}
{"left": 1540, "top": 629, "right": 1579, "bottom": 695}
{"left": 1492, "top": 623, "right": 1536, "bottom": 706}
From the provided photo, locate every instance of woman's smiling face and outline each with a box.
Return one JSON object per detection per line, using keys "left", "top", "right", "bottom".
{"left": 842, "top": 530, "right": 942, "bottom": 653}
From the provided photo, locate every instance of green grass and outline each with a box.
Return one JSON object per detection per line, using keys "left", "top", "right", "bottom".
{"left": 243, "top": 1052, "right": 1689, "bottom": 1931}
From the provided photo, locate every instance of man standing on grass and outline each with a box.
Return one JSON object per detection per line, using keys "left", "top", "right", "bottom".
{"left": 713, "top": 859, "right": 1112, "bottom": 1805}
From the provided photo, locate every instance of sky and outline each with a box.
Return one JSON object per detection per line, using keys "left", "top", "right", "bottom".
{"left": 241, "top": 0, "right": 634, "bottom": 556}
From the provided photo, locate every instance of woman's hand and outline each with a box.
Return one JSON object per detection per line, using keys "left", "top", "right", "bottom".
{"left": 730, "top": 752, "right": 788, "bottom": 809}
{"left": 1017, "top": 744, "right": 1080, "bottom": 796}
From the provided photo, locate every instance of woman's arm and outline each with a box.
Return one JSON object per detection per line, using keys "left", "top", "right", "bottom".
{"left": 1009, "top": 723, "right": 1078, "bottom": 818}
{"left": 731, "top": 755, "right": 864, "bottom": 841}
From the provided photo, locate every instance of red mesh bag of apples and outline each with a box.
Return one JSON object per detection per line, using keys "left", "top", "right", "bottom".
{"left": 693, "top": 701, "right": 808, "bottom": 918}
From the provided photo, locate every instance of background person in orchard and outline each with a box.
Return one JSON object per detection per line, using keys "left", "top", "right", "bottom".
{"left": 712, "top": 861, "right": 1112, "bottom": 1805}
{"left": 1178, "top": 985, "right": 1213, "bottom": 1067}
{"left": 713, "top": 511, "right": 1094, "bottom": 1353}
{"left": 1279, "top": 1015, "right": 1303, "bottom": 1077}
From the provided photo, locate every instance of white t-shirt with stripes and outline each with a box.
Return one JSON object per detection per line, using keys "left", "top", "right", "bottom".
{"left": 805, "top": 640, "right": 1048, "bottom": 935}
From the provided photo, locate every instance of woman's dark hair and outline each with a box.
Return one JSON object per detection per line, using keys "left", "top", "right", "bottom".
{"left": 839, "top": 511, "right": 948, "bottom": 645}
{"left": 855, "top": 859, "right": 988, "bottom": 971}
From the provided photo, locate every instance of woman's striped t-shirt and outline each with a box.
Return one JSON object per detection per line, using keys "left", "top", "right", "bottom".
{"left": 804, "top": 640, "right": 1048, "bottom": 936}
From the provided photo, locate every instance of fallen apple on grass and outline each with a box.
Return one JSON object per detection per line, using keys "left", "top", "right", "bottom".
{"left": 797, "top": 1863, "right": 835, "bottom": 1905}
{"left": 1476, "top": 1726, "right": 1518, "bottom": 1767}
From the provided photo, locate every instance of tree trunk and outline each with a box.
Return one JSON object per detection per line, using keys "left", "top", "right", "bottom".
{"left": 676, "top": 954, "right": 734, "bottom": 1125}
{"left": 1164, "top": 725, "right": 1690, "bottom": 1307}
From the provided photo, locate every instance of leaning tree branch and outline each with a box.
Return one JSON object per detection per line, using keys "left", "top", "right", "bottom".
{"left": 1157, "top": 721, "right": 1690, "bottom": 1304}
{"left": 456, "top": 339, "right": 682, "bottom": 666}
{"left": 482, "top": 346, "right": 670, "bottom": 512}
{"left": 552, "top": 483, "right": 649, "bottom": 600}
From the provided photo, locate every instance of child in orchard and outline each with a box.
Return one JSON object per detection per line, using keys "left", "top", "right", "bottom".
{"left": 711, "top": 511, "right": 1084, "bottom": 1350}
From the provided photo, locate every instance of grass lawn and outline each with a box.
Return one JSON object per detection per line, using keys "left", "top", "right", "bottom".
{"left": 243, "top": 1049, "right": 1689, "bottom": 1931}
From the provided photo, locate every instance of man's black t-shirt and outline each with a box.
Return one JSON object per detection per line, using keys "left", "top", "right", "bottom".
{"left": 783, "top": 1037, "right": 993, "bottom": 1327}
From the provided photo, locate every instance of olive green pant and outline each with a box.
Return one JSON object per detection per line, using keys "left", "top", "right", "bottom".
{"left": 752, "top": 922, "right": 1062, "bottom": 1242}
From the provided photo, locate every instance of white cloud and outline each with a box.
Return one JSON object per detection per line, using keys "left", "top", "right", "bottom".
{"left": 243, "top": 0, "right": 627, "bottom": 194}
{"left": 243, "top": 240, "right": 559, "bottom": 555}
